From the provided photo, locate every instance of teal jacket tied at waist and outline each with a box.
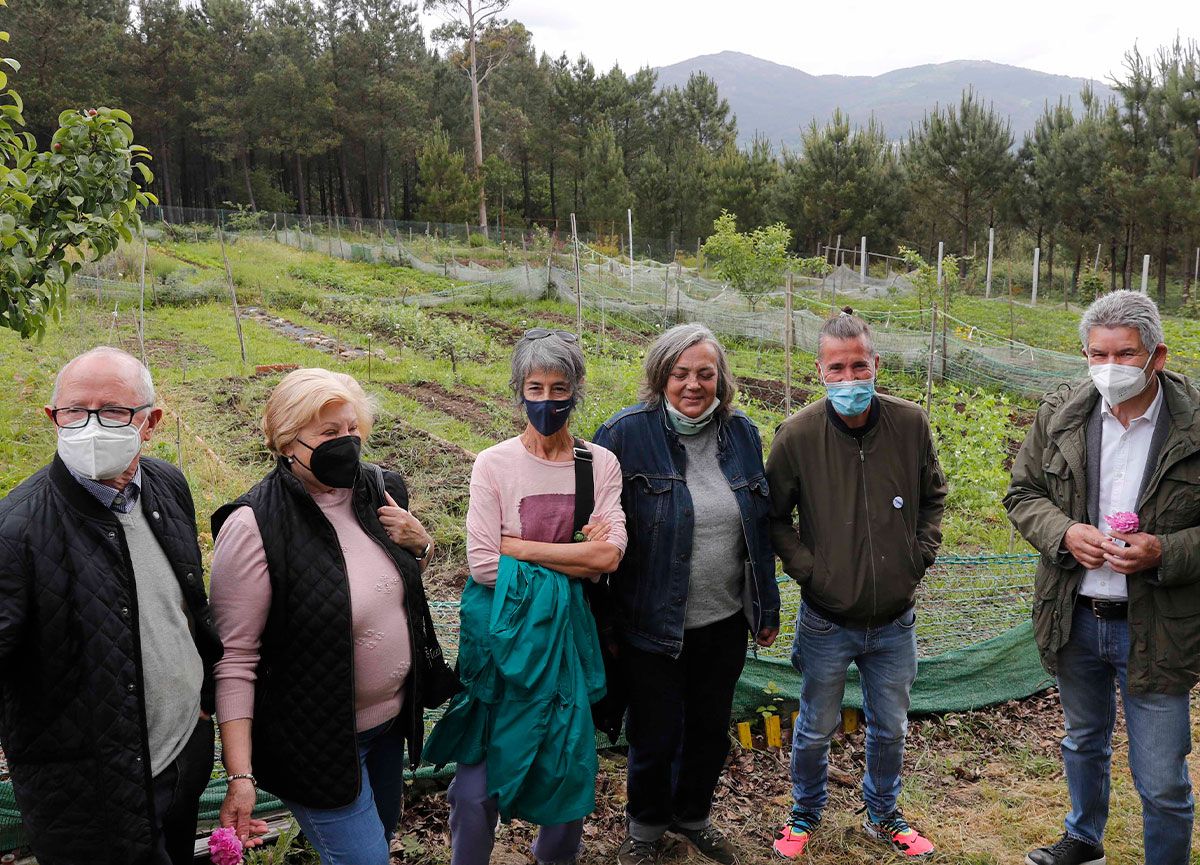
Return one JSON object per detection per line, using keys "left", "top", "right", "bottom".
{"left": 423, "top": 555, "right": 606, "bottom": 825}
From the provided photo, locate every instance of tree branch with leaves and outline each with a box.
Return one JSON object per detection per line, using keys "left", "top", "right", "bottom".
{"left": 0, "top": 0, "right": 155, "bottom": 338}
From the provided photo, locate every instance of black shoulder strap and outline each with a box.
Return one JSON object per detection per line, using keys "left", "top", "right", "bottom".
{"left": 572, "top": 437, "right": 594, "bottom": 535}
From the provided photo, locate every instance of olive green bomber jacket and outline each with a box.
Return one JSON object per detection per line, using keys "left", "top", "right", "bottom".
{"left": 1004, "top": 371, "right": 1200, "bottom": 695}
{"left": 766, "top": 394, "right": 947, "bottom": 626}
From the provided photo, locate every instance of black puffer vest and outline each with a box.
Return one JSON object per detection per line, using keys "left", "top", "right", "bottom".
{"left": 211, "top": 459, "right": 447, "bottom": 808}
{"left": 0, "top": 455, "right": 222, "bottom": 865}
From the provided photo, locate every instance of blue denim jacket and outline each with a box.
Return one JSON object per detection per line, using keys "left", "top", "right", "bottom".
{"left": 593, "top": 402, "right": 780, "bottom": 657}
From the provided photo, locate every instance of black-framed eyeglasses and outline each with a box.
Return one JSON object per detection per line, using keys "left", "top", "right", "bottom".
{"left": 523, "top": 328, "right": 578, "bottom": 343}
{"left": 51, "top": 403, "right": 154, "bottom": 429}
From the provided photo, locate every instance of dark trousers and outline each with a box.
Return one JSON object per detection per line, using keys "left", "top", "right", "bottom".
{"left": 149, "top": 717, "right": 215, "bottom": 865}
{"left": 623, "top": 612, "right": 748, "bottom": 840}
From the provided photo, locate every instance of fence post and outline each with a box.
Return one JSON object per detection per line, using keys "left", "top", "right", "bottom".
{"left": 985, "top": 227, "right": 994, "bottom": 298}
{"left": 835, "top": 234, "right": 841, "bottom": 268}
{"left": 1031, "top": 247, "right": 1040, "bottom": 305}
{"left": 860, "top": 236, "right": 867, "bottom": 285}
{"left": 570, "top": 213, "right": 583, "bottom": 334}
{"left": 784, "top": 272, "right": 794, "bottom": 417}
{"left": 1094, "top": 243, "right": 1102, "bottom": 273}
{"left": 1141, "top": 254, "right": 1150, "bottom": 294}
{"left": 627, "top": 208, "right": 635, "bottom": 295}
{"left": 925, "top": 301, "right": 938, "bottom": 412}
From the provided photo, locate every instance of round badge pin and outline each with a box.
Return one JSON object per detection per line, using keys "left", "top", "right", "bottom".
{"left": 892, "top": 496, "right": 904, "bottom": 509}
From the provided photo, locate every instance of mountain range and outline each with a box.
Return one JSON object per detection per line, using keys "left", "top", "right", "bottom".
{"left": 653, "top": 51, "right": 1116, "bottom": 148}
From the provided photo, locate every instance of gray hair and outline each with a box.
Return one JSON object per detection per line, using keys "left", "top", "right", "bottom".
{"left": 509, "top": 333, "right": 587, "bottom": 401}
{"left": 640, "top": 323, "right": 736, "bottom": 416}
{"left": 1079, "top": 290, "right": 1164, "bottom": 354}
{"left": 818, "top": 307, "right": 875, "bottom": 358}
{"left": 51, "top": 346, "right": 155, "bottom": 405}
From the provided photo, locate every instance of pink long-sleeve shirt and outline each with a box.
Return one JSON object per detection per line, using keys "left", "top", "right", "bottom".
{"left": 210, "top": 488, "right": 412, "bottom": 732}
{"left": 466, "top": 436, "right": 628, "bottom": 585}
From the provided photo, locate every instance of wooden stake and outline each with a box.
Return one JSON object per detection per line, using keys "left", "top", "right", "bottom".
{"left": 925, "top": 301, "right": 938, "bottom": 412}
{"left": 138, "top": 233, "right": 148, "bottom": 367}
{"left": 736, "top": 722, "right": 753, "bottom": 749}
{"left": 218, "top": 223, "right": 248, "bottom": 366}
{"left": 765, "top": 714, "right": 782, "bottom": 748}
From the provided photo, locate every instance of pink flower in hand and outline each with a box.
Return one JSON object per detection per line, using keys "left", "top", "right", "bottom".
{"left": 208, "top": 826, "right": 243, "bottom": 865}
{"left": 1105, "top": 511, "right": 1139, "bottom": 534}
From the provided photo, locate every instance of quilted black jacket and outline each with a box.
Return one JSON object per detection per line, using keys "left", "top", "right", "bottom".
{"left": 0, "top": 455, "right": 222, "bottom": 865}
{"left": 211, "top": 459, "right": 456, "bottom": 809}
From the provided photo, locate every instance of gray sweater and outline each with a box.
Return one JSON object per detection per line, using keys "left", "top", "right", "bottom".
{"left": 681, "top": 422, "right": 746, "bottom": 629}
{"left": 115, "top": 506, "right": 204, "bottom": 775}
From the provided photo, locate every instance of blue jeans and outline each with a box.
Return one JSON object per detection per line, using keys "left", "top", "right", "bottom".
{"left": 788, "top": 602, "right": 918, "bottom": 819}
{"left": 1056, "top": 604, "right": 1194, "bottom": 864}
{"left": 282, "top": 718, "right": 406, "bottom": 865}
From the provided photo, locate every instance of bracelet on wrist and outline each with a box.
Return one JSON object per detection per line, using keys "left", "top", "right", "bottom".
{"left": 413, "top": 539, "right": 432, "bottom": 561}
{"left": 227, "top": 772, "right": 256, "bottom": 786}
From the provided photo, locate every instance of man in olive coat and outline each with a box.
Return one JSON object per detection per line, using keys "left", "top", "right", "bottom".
{"left": 1006, "top": 290, "right": 1198, "bottom": 865}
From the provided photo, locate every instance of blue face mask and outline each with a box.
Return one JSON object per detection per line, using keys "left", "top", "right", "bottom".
{"left": 523, "top": 396, "right": 575, "bottom": 436}
{"left": 824, "top": 377, "right": 876, "bottom": 417}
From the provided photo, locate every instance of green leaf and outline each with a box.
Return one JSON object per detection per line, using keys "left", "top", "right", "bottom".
{"left": 66, "top": 195, "right": 84, "bottom": 207}
{"left": 134, "top": 162, "right": 153, "bottom": 184}
{"left": 0, "top": 58, "right": 17, "bottom": 72}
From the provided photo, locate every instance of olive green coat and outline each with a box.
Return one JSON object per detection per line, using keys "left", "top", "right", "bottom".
{"left": 1004, "top": 371, "right": 1200, "bottom": 695}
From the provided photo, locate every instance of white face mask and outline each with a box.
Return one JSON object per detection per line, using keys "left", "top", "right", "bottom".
{"left": 1089, "top": 353, "right": 1154, "bottom": 407}
{"left": 57, "top": 419, "right": 146, "bottom": 480}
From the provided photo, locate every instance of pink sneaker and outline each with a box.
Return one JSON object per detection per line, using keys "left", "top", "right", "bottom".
{"left": 772, "top": 810, "right": 820, "bottom": 859}
{"left": 863, "top": 811, "right": 935, "bottom": 858}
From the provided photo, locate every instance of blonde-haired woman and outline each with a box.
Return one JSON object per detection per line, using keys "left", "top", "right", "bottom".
{"left": 210, "top": 368, "right": 457, "bottom": 865}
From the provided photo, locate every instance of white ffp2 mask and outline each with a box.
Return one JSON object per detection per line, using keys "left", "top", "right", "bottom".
{"left": 57, "top": 420, "right": 146, "bottom": 480}
{"left": 1089, "top": 353, "right": 1154, "bottom": 408}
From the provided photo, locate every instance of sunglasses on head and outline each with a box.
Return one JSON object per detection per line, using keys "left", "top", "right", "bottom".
{"left": 523, "top": 328, "right": 578, "bottom": 343}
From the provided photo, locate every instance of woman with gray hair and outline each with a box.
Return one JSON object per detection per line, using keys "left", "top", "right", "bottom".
{"left": 593, "top": 323, "right": 780, "bottom": 865}
{"left": 423, "top": 328, "right": 628, "bottom": 865}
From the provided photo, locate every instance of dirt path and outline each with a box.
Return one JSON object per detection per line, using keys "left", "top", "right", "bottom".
{"left": 384, "top": 380, "right": 521, "bottom": 439}
{"left": 243, "top": 306, "right": 383, "bottom": 361}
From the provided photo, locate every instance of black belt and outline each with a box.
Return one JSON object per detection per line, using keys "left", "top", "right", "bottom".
{"left": 1077, "top": 596, "right": 1128, "bottom": 619}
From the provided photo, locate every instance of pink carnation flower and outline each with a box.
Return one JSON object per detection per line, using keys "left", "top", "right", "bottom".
{"left": 208, "top": 827, "right": 243, "bottom": 865}
{"left": 1105, "top": 511, "right": 1139, "bottom": 534}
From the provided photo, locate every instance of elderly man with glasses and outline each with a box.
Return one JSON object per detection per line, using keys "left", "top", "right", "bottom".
{"left": 0, "top": 346, "right": 224, "bottom": 865}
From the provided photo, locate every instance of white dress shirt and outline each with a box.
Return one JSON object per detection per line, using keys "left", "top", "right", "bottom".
{"left": 1079, "top": 383, "right": 1164, "bottom": 600}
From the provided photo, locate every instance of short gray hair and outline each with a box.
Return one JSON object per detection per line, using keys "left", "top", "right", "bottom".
{"left": 640, "top": 323, "right": 736, "bottom": 417}
{"left": 52, "top": 346, "right": 155, "bottom": 405}
{"left": 818, "top": 307, "right": 875, "bottom": 358}
{"left": 1079, "top": 290, "right": 1164, "bottom": 354}
{"left": 509, "top": 332, "right": 586, "bottom": 401}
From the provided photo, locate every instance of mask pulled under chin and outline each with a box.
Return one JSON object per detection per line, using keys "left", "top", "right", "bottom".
{"left": 57, "top": 421, "right": 145, "bottom": 480}
{"left": 1090, "top": 355, "right": 1154, "bottom": 407}
{"left": 665, "top": 397, "right": 721, "bottom": 435}
{"left": 293, "top": 435, "right": 362, "bottom": 488}
{"left": 824, "top": 377, "right": 876, "bottom": 417}
{"left": 523, "top": 396, "right": 575, "bottom": 436}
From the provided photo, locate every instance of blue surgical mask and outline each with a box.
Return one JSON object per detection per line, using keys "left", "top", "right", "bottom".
{"left": 523, "top": 396, "right": 575, "bottom": 436}
{"left": 824, "top": 377, "right": 876, "bottom": 417}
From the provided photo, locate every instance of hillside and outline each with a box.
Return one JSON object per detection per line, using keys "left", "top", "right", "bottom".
{"left": 654, "top": 51, "right": 1116, "bottom": 147}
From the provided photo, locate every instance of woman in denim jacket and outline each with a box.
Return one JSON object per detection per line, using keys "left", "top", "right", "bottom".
{"left": 593, "top": 323, "right": 780, "bottom": 865}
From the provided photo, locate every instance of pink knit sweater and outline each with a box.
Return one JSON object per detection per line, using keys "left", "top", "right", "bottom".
{"left": 210, "top": 488, "right": 412, "bottom": 732}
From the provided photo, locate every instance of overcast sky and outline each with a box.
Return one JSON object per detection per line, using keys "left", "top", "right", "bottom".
{"left": 421, "top": 0, "right": 1195, "bottom": 83}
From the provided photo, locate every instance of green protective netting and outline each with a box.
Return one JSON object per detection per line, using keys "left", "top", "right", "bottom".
{"left": 0, "top": 555, "right": 1049, "bottom": 852}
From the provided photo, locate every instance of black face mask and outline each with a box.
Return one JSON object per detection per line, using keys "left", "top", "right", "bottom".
{"left": 523, "top": 396, "right": 575, "bottom": 437}
{"left": 293, "top": 435, "right": 362, "bottom": 488}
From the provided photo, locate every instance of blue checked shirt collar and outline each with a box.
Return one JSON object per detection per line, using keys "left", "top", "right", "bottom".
{"left": 68, "top": 466, "right": 143, "bottom": 514}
